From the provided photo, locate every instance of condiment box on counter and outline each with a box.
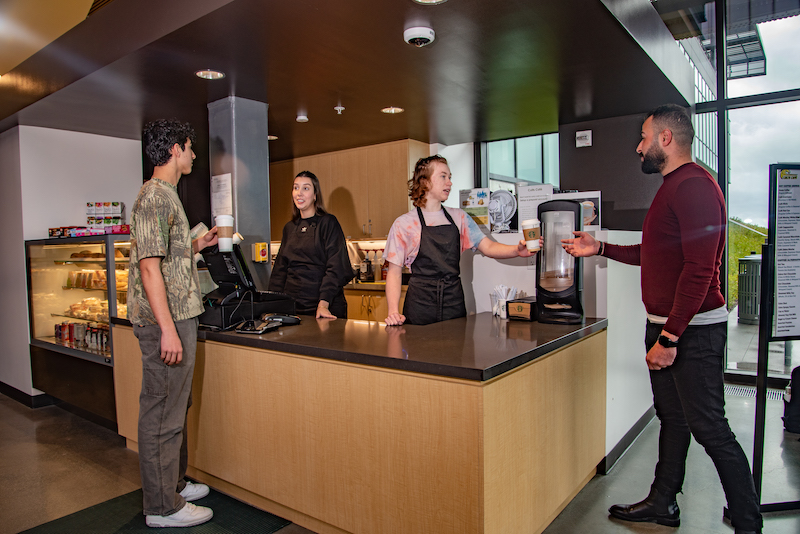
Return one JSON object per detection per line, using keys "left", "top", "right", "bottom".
{"left": 507, "top": 296, "right": 537, "bottom": 321}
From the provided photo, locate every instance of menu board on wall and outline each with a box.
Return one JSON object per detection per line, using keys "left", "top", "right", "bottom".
{"left": 774, "top": 167, "right": 800, "bottom": 336}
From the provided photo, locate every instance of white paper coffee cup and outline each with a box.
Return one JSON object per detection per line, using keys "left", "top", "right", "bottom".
{"left": 216, "top": 214, "right": 234, "bottom": 252}
{"left": 521, "top": 219, "right": 541, "bottom": 252}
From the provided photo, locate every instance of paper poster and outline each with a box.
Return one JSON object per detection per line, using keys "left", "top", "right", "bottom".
{"left": 775, "top": 167, "right": 800, "bottom": 336}
{"left": 517, "top": 184, "right": 553, "bottom": 223}
{"left": 460, "top": 189, "right": 490, "bottom": 234}
{"left": 211, "top": 173, "right": 233, "bottom": 220}
{"left": 552, "top": 190, "right": 601, "bottom": 229}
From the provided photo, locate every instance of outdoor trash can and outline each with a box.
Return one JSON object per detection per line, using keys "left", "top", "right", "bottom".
{"left": 738, "top": 253, "right": 761, "bottom": 325}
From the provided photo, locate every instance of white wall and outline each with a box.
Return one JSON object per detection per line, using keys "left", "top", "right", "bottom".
{"left": 19, "top": 126, "right": 143, "bottom": 240}
{"left": 0, "top": 128, "right": 36, "bottom": 395}
{"left": 461, "top": 232, "right": 535, "bottom": 314}
{"left": 0, "top": 126, "right": 143, "bottom": 397}
{"left": 432, "top": 142, "right": 474, "bottom": 210}
{"left": 598, "top": 230, "right": 653, "bottom": 455}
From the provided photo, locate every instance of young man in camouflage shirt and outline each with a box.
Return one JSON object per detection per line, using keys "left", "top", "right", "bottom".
{"left": 129, "top": 119, "right": 217, "bottom": 528}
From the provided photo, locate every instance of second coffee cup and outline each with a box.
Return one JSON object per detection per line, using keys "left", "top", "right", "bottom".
{"left": 521, "top": 218, "right": 541, "bottom": 252}
{"left": 216, "top": 214, "right": 234, "bottom": 252}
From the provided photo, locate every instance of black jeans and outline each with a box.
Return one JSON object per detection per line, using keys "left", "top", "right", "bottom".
{"left": 646, "top": 321, "right": 762, "bottom": 531}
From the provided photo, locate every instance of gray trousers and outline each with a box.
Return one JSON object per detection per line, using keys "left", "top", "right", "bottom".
{"left": 134, "top": 317, "right": 198, "bottom": 516}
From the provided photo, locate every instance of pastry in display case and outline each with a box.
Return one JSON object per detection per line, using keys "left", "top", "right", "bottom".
{"left": 26, "top": 234, "right": 130, "bottom": 365}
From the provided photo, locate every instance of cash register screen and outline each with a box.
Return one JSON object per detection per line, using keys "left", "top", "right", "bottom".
{"left": 201, "top": 244, "right": 255, "bottom": 291}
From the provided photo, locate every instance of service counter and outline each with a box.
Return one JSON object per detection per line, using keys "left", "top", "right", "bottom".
{"left": 112, "top": 314, "right": 607, "bottom": 534}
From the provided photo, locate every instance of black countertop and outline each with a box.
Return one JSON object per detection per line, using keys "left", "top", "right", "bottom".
{"left": 113, "top": 314, "right": 607, "bottom": 382}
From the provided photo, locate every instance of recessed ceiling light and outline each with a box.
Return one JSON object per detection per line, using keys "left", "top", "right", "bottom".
{"left": 195, "top": 69, "right": 225, "bottom": 80}
{"left": 381, "top": 107, "right": 405, "bottom": 114}
{"left": 412, "top": 0, "right": 448, "bottom": 4}
{"left": 267, "top": 135, "right": 278, "bottom": 140}
{"left": 296, "top": 114, "right": 309, "bottom": 122}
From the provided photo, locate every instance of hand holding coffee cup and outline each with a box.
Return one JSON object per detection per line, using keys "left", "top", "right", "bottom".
{"left": 521, "top": 219, "right": 541, "bottom": 253}
{"left": 216, "top": 214, "right": 235, "bottom": 252}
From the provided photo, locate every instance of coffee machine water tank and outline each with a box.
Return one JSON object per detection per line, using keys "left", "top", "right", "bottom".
{"left": 536, "top": 200, "right": 584, "bottom": 324}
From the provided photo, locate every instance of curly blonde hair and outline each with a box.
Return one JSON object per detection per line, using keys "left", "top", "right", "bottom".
{"left": 409, "top": 155, "right": 448, "bottom": 208}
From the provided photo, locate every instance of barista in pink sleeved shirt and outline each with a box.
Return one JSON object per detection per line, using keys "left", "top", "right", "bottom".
{"left": 383, "top": 155, "right": 538, "bottom": 326}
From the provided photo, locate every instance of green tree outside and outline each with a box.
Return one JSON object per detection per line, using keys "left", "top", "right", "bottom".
{"left": 727, "top": 217, "right": 767, "bottom": 311}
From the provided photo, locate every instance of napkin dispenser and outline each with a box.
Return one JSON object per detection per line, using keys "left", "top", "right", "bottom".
{"left": 507, "top": 296, "right": 537, "bottom": 321}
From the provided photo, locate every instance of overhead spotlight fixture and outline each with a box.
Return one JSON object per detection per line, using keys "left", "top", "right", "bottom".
{"left": 404, "top": 26, "right": 435, "bottom": 47}
{"left": 195, "top": 69, "right": 225, "bottom": 80}
{"left": 296, "top": 114, "right": 309, "bottom": 122}
{"left": 412, "top": 0, "right": 448, "bottom": 4}
{"left": 334, "top": 105, "right": 345, "bottom": 114}
{"left": 267, "top": 135, "right": 278, "bottom": 140}
{"left": 381, "top": 107, "right": 404, "bottom": 114}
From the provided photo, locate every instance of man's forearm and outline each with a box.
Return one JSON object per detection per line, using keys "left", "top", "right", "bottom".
{"left": 139, "top": 258, "right": 176, "bottom": 333}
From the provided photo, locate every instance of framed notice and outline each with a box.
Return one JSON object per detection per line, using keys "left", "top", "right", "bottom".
{"left": 772, "top": 165, "right": 800, "bottom": 337}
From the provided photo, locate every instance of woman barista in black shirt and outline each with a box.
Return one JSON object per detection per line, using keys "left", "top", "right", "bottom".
{"left": 268, "top": 171, "right": 354, "bottom": 318}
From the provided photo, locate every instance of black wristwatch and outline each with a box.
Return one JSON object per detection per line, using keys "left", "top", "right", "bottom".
{"left": 658, "top": 335, "right": 679, "bottom": 348}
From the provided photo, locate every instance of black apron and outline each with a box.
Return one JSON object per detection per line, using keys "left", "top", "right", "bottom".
{"left": 282, "top": 218, "right": 347, "bottom": 317}
{"left": 402, "top": 207, "right": 466, "bottom": 325}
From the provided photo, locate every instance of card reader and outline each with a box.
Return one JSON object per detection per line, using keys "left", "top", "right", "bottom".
{"left": 235, "top": 320, "right": 280, "bottom": 334}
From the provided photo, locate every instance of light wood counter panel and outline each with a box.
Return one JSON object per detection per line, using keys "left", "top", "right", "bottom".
{"left": 344, "top": 286, "right": 406, "bottom": 321}
{"left": 113, "top": 323, "right": 606, "bottom": 534}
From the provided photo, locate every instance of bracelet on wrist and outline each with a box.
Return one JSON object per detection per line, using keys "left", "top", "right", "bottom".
{"left": 597, "top": 241, "right": 605, "bottom": 256}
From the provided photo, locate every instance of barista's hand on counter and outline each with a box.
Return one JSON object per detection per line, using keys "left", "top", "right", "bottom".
{"left": 561, "top": 231, "right": 599, "bottom": 258}
{"left": 316, "top": 300, "right": 337, "bottom": 319}
{"left": 385, "top": 311, "right": 406, "bottom": 326}
{"left": 193, "top": 226, "right": 218, "bottom": 253}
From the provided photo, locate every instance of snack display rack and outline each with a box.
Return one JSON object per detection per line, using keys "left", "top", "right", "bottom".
{"left": 26, "top": 235, "right": 129, "bottom": 365}
{"left": 25, "top": 235, "right": 130, "bottom": 426}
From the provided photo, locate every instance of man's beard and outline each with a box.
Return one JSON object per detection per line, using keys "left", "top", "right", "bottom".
{"left": 641, "top": 143, "right": 667, "bottom": 174}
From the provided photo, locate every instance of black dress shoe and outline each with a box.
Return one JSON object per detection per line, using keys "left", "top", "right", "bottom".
{"left": 734, "top": 530, "right": 760, "bottom": 534}
{"left": 608, "top": 487, "right": 680, "bottom": 527}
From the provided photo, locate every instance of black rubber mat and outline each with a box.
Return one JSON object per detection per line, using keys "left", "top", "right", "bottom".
{"left": 20, "top": 488, "right": 291, "bottom": 533}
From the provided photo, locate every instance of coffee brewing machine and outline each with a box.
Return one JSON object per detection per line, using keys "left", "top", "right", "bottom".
{"left": 536, "top": 200, "right": 584, "bottom": 324}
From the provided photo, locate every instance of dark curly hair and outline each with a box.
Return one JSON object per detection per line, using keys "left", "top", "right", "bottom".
{"left": 143, "top": 119, "right": 196, "bottom": 166}
{"left": 409, "top": 155, "right": 448, "bottom": 208}
{"left": 291, "top": 170, "right": 328, "bottom": 221}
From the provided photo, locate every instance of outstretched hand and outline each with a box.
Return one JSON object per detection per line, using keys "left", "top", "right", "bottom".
{"left": 561, "top": 231, "right": 599, "bottom": 258}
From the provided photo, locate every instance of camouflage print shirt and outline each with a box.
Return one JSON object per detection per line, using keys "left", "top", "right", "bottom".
{"left": 127, "top": 178, "right": 204, "bottom": 325}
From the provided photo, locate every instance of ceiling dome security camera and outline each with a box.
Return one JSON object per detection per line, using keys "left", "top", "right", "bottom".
{"left": 403, "top": 26, "right": 435, "bottom": 47}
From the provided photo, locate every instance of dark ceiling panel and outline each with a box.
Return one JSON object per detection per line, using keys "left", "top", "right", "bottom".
{"left": 0, "top": 0, "right": 689, "bottom": 162}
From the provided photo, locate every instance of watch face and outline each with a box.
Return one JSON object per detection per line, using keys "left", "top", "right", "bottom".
{"left": 658, "top": 335, "right": 678, "bottom": 348}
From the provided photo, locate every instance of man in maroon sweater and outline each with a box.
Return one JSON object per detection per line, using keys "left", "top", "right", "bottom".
{"left": 563, "top": 104, "right": 762, "bottom": 534}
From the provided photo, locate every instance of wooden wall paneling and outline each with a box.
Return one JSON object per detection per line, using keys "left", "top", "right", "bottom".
{"left": 482, "top": 331, "right": 607, "bottom": 534}
{"left": 268, "top": 160, "right": 296, "bottom": 241}
{"left": 188, "top": 342, "right": 484, "bottom": 534}
{"left": 343, "top": 291, "right": 367, "bottom": 320}
{"left": 329, "top": 149, "right": 368, "bottom": 239}
{"left": 366, "top": 141, "right": 409, "bottom": 238}
{"left": 407, "top": 140, "right": 431, "bottom": 212}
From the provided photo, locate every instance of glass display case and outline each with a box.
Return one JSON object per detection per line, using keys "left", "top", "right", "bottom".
{"left": 26, "top": 235, "right": 130, "bottom": 366}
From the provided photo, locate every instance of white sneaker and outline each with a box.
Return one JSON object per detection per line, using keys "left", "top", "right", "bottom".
{"left": 179, "top": 480, "right": 210, "bottom": 501}
{"left": 146, "top": 502, "right": 213, "bottom": 528}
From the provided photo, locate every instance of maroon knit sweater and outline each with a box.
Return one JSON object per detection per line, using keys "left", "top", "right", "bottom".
{"left": 603, "top": 162, "right": 726, "bottom": 337}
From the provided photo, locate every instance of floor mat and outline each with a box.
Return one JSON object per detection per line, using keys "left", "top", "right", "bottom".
{"left": 20, "top": 488, "right": 291, "bottom": 534}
